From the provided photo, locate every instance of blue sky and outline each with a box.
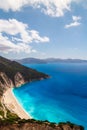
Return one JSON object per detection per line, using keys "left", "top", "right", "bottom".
{"left": 0, "top": 0, "right": 87, "bottom": 59}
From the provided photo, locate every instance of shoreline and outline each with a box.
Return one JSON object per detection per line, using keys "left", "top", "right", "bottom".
{"left": 2, "top": 88, "right": 31, "bottom": 119}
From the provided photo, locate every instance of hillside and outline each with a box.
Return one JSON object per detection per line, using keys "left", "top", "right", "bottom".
{"left": 0, "top": 56, "right": 49, "bottom": 120}
{"left": 0, "top": 56, "right": 49, "bottom": 94}
{"left": 0, "top": 119, "right": 84, "bottom": 130}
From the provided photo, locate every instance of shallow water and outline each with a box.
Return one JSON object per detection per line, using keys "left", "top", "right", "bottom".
{"left": 13, "top": 63, "right": 87, "bottom": 129}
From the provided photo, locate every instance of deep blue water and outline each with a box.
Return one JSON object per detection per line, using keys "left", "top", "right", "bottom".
{"left": 13, "top": 63, "right": 87, "bottom": 129}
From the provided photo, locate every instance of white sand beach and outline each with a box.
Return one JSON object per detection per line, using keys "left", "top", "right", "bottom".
{"left": 3, "top": 88, "right": 31, "bottom": 119}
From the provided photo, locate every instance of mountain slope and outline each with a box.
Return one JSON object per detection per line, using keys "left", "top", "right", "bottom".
{"left": 0, "top": 119, "right": 84, "bottom": 130}
{"left": 0, "top": 56, "right": 49, "bottom": 95}
{"left": 0, "top": 56, "right": 49, "bottom": 120}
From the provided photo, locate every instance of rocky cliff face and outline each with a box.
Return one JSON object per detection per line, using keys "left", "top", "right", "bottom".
{"left": 0, "top": 72, "right": 13, "bottom": 95}
{"left": 0, "top": 121, "right": 84, "bottom": 130}
{"left": 0, "top": 71, "right": 26, "bottom": 95}
{"left": 0, "top": 56, "right": 49, "bottom": 95}
{"left": 14, "top": 72, "right": 25, "bottom": 87}
{"left": 0, "top": 56, "right": 49, "bottom": 120}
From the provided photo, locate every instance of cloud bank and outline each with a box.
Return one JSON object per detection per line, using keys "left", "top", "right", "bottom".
{"left": 0, "top": 0, "right": 86, "bottom": 17}
{"left": 0, "top": 19, "right": 49, "bottom": 54}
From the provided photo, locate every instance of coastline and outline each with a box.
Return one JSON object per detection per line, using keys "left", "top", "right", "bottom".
{"left": 2, "top": 88, "right": 31, "bottom": 119}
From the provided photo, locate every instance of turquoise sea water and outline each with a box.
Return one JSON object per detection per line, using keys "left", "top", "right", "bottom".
{"left": 13, "top": 63, "right": 87, "bottom": 129}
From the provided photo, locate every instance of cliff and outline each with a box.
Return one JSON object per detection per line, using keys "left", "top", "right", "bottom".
{"left": 0, "top": 119, "right": 84, "bottom": 130}
{"left": 0, "top": 56, "right": 49, "bottom": 120}
{"left": 0, "top": 56, "right": 49, "bottom": 95}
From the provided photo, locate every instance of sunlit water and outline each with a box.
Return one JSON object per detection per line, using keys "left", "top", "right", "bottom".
{"left": 13, "top": 63, "right": 87, "bottom": 129}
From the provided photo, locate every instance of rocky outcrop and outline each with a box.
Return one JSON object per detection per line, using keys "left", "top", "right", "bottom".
{"left": 0, "top": 71, "right": 26, "bottom": 94}
{"left": 0, "top": 71, "right": 26, "bottom": 119}
{"left": 0, "top": 121, "right": 84, "bottom": 130}
{"left": 14, "top": 72, "right": 25, "bottom": 87}
{"left": 0, "top": 56, "right": 49, "bottom": 95}
{"left": 0, "top": 72, "right": 14, "bottom": 95}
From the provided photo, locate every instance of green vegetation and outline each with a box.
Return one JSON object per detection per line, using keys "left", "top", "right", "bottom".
{"left": 0, "top": 118, "right": 84, "bottom": 129}
{"left": 58, "top": 121, "right": 84, "bottom": 130}
{"left": 0, "top": 56, "right": 49, "bottom": 85}
{"left": 49, "top": 122, "right": 56, "bottom": 128}
{"left": 0, "top": 109, "right": 4, "bottom": 117}
{"left": 0, "top": 100, "right": 4, "bottom": 118}
{"left": 6, "top": 109, "right": 20, "bottom": 121}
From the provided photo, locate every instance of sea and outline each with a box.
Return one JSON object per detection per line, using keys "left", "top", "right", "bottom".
{"left": 13, "top": 63, "right": 87, "bottom": 129}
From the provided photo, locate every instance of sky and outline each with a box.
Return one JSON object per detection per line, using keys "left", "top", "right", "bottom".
{"left": 0, "top": 0, "right": 87, "bottom": 59}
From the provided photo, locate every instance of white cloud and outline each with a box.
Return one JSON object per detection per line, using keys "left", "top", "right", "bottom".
{"left": 65, "top": 22, "right": 81, "bottom": 28}
{"left": 0, "top": 0, "right": 83, "bottom": 17}
{"left": 65, "top": 16, "right": 81, "bottom": 28}
{"left": 0, "top": 19, "right": 49, "bottom": 54}
{"left": 0, "top": 0, "right": 86, "bottom": 17}
{"left": 72, "top": 16, "right": 81, "bottom": 21}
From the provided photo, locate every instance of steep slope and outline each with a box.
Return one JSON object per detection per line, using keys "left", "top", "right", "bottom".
{"left": 0, "top": 119, "right": 84, "bottom": 130}
{"left": 0, "top": 56, "right": 49, "bottom": 120}
{"left": 0, "top": 56, "right": 49, "bottom": 95}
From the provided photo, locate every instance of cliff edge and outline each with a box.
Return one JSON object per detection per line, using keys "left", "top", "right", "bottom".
{"left": 0, "top": 56, "right": 49, "bottom": 95}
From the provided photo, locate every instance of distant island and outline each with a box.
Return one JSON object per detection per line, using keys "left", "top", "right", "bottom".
{"left": 16, "top": 57, "right": 87, "bottom": 64}
{"left": 0, "top": 56, "right": 84, "bottom": 130}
